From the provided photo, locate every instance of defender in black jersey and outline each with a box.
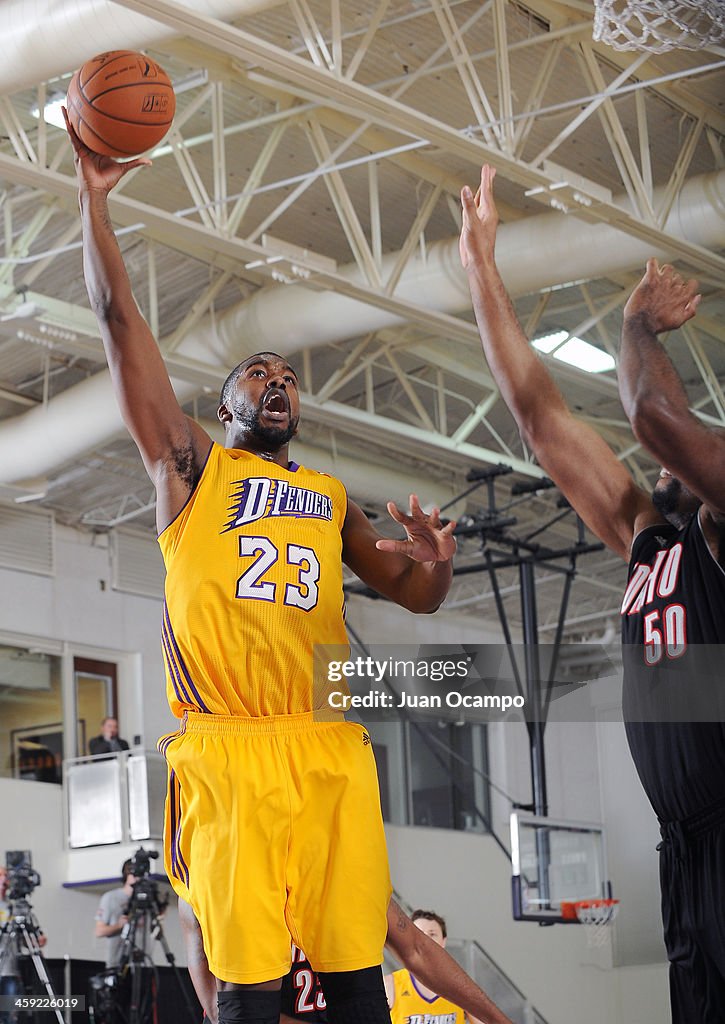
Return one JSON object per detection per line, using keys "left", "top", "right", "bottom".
{"left": 179, "top": 898, "right": 513, "bottom": 1024}
{"left": 281, "top": 945, "right": 327, "bottom": 1024}
{"left": 461, "top": 165, "right": 724, "bottom": 1023}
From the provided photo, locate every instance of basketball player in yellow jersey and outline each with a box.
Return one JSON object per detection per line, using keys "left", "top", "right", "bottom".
{"left": 67, "top": 112, "right": 456, "bottom": 1024}
{"left": 386, "top": 911, "right": 479, "bottom": 1024}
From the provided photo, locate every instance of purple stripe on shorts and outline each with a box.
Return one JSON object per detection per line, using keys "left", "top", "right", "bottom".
{"left": 158, "top": 734, "right": 176, "bottom": 758}
{"left": 172, "top": 770, "right": 188, "bottom": 884}
{"left": 168, "top": 770, "right": 178, "bottom": 880}
{"left": 174, "top": 777, "right": 190, "bottom": 887}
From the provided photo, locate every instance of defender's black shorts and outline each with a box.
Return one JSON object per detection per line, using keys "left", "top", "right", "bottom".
{"left": 658, "top": 799, "right": 725, "bottom": 1024}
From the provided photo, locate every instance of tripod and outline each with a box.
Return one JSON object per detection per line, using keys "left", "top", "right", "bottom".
{"left": 0, "top": 897, "right": 63, "bottom": 1024}
{"left": 112, "top": 880, "right": 197, "bottom": 1024}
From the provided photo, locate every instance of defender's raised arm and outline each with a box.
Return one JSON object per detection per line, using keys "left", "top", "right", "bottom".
{"left": 619, "top": 259, "right": 725, "bottom": 522}
{"left": 459, "top": 165, "right": 656, "bottom": 560}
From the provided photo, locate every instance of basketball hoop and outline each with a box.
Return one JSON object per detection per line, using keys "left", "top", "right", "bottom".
{"left": 561, "top": 898, "right": 620, "bottom": 947}
{"left": 593, "top": 0, "right": 725, "bottom": 54}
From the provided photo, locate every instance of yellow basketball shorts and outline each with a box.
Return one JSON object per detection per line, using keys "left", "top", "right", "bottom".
{"left": 158, "top": 711, "right": 391, "bottom": 984}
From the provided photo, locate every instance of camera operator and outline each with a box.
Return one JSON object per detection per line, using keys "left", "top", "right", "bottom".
{"left": 94, "top": 861, "right": 136, "bottom": 968}
{"left": 0, "top": 866, "right": 47, "bottom": 1023}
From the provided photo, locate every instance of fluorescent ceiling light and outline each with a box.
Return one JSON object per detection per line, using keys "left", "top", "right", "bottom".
{"left": 532, "top": 330, "right": 615, "bottom": 374}
{"left": 31, "top": 96, "right": 66, "bottom": 130}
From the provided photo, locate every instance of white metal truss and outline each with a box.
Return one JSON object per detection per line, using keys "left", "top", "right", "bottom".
{"left": 0, "top": 0, "right": 723, "bottom": 632}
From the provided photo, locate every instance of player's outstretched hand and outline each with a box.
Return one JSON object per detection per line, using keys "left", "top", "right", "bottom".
{"left": 376, "top": 494, "right": 457, "bottom": 562}
{"left": 623, "top": 258, "right": 701, "bottom": 335}
{"left": 62, "top": 106, "right": 150, "bottom": 194}
{"left": 459, "top": 164, "right": 498, "bottom": 271}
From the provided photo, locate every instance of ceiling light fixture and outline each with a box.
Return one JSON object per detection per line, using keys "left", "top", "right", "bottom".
{"left": 532, "top": 330, "right": 615, "bottom": 374}
{"left": 31, "top": 93, "right": 66, "bottom": 130}
{"left": 32, "top": 69, "right": 208, "bottom": 134}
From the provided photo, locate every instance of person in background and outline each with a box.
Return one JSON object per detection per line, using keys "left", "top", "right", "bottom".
{"left": 385, "top": 909, "right": 474, "bottom": 1024}
{"left": 89, "top": 717, "right": 130, "bottom": 756}
{"left": 94, "top": 860, "right": 136, "bottom": 967}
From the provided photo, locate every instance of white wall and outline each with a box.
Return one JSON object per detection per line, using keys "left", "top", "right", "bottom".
{"left": 0, "top": 522, "right": 670, "bottom": 1016}
{"left": 0, "top": 525, "right": 173, "bottom": 744}
{"left": 345, "top": 594, "right": 505, "bottom": 646}
{"left": 0, "top": 778, "right": 186, "bottom": 969}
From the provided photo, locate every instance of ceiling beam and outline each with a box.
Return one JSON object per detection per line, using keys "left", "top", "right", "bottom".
{"left": 111, "top": 0, "right": 725, "bottom": 280}
{"left": 0, "top": 152, "right": 482, "bottom": 348}
{"left": 298, "top": 395, "right": 548, "bottom": 478}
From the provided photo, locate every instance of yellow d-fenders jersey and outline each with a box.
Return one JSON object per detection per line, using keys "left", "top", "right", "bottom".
{"left": 157, "top": 444, "right": 349, "bottom": 717}
{"left": 390, "top": 969, "right": 466, "bottom": 1024}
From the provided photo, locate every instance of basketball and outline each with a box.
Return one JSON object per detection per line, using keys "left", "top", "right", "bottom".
{"left": 66, "top": 50, "right": 175, "bottom": 158}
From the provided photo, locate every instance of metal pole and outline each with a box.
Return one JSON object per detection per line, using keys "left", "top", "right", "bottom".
{"left": 519, "top": 560, "right": 548, "bottom": 818}
{"left": 519, "top": 559, "right": 551, "bottom": 912}
{"left": 64, "top": 955, "right": 72, "bottom": 1024}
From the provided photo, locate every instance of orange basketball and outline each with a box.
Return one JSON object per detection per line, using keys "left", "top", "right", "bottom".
{"left": 66, "top": 50, "right": 175, "bottom": 158}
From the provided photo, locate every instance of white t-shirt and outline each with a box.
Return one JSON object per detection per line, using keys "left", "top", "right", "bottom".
{"left": 95, "top": 888, "right": 129, "bottom": 968}
{"left": 0, "top": 897, "right": 19, "bottom": 978}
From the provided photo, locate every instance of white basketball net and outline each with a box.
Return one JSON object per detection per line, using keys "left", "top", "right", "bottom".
{"left": 575, "top": 900, "right": 620, "bottom": 948}
{"left": 593, "top": 0, "right": 725, "bottom": 53}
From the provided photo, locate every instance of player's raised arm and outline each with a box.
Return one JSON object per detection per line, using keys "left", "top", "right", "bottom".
{"left": 384, "top": 901, "right": 513, "bottom": 1024}
{"left": 459, "top": 165, "right": 657, "bottom": 560}
{"left": 64, "top": 108, "right": 211, "bottom": 531}
{"left": 342, "top": 496, "right": 456, "bottom": 613}
{"left": 619, "top": 259, "right": 725, "bottom": 522}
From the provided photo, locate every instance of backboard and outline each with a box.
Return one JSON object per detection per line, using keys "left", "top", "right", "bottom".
{"left": 510, "top": 812, "right": 613, "bottom": 924}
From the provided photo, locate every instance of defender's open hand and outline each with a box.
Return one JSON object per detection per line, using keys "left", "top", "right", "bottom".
{"left": 459, "top": 164, "right": 498, "bottom": 271}
{"left": 623, "top": 258, "right": 701, "bottom": 335}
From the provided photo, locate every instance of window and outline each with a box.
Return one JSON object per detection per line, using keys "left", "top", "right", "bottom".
{"left": 409, "top": 721, "right": 489, "bottom": 833}
{"left": 0, "top": 646, "right": 123, "bottom": 782}
{"left": 366, "top": 717, "right": 490, "bottom": 833}
{"left": 75, "top": 658, "right": 118, "bottom": 756}
{"left": 0, "top": 645, "right": 63, "bottom": 784}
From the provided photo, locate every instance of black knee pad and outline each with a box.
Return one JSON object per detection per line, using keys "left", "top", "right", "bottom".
{"left": 317, "top": 967, "right": 390, "bottom": 1024}
{"left": 217, "top": 987, "right": 281, "bottom": 1024}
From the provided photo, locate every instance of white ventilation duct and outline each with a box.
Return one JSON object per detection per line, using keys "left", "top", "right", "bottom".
{"left": 0, "top": 0, "right": 281, "bottom": 94}
{"left": 211, "top": 168, "right": 725, "bottom": 357}
{"left": 195, "top": 420, "right": 464, "bottom": 514}
{"left": 1, "top": 168, "right": 723, "bottom": 485}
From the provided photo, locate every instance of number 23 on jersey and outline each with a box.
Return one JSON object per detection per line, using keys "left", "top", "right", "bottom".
{"left": 236, "top": 535, "right": 320, "bottom": 611}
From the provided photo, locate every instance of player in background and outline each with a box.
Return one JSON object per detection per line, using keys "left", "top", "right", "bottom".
{"left": 180, "top": 898, "right": 513, "bottom": 1024}
{"left": 385, "top": 909, "right": 471, "bottom": 1024}
{"left": 459, "top": 164, "right": 725, "bottom": 1024}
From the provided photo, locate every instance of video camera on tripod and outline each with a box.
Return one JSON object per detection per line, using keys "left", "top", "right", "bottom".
{"left": 4, "top": 850, "right": 41, "bottom": 902}
{"left": 123, "top": 848, "right": 168, "bottom": 921}
{"left": 90, "top": 847, "right": 194, "bottom": 1024}
{"left": 0, "top": 851, "right": 63, "bottom": 1023}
